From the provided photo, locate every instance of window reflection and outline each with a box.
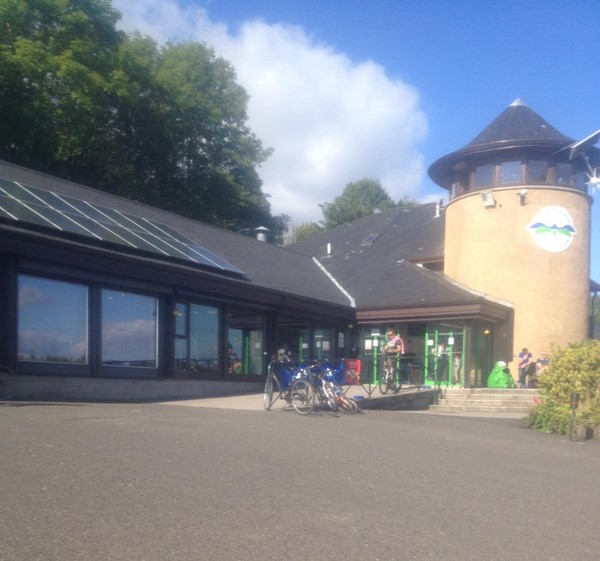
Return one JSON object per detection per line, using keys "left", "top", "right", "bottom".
{"left": 102, "top": 289, "right": 158, "bottom": 368}
{"left": 18, "top": 275, "right": 88, "bottom": 363}
{"left": 556, "top": 163, "right": 573, "bottom": 185}
{"left": 313, "top": 327, "right": 334, "bottom": 361}
{"left": 500, "top": 161, "right": 521, "bottom": 184}
{"left": 174, "top": 302, "right": 220, "bottom": 377}
{"left": 227, "top": 307, "right": 265, "bottom": 375}
{"left": 475, "top": 165, "right": 493, "bottom": 188}
{"left": 527, "top": 160, "right": 547, "bottom": 183}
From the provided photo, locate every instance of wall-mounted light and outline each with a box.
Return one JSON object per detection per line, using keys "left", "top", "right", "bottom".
{"left": 483, "top": 328, "right": 491, "bottom": 335}
{"left": 518, "top": 188, "right": 528, "bottom": 206}
{"left": 480, "top": 190, "right": 496, "bottom": 208}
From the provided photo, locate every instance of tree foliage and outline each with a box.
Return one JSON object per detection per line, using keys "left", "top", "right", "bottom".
{"left": 286, "top": 221, "right": 324, "bottom": 244}
{"left": 0, "top": 0, "right": 286, "bottom": 239}
{"left": 319, "top": 178, "right": 395, "bottom": 230}
{"left": 528, "top": 340, "right": 600, "bottom": 434}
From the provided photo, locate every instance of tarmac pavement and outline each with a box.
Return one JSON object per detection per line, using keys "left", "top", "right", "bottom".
{"left": 2, "top": 396, "right": 599, "bottom": 561}
{"left": 161, "top": 389, "right": 529, "bottom": 419}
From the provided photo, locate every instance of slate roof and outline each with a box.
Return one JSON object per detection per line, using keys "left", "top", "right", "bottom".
{"left": 290, "top": 203, "right": 445, "bottom": 266}
{"left": 0, "top": 160, "right": 353, "bottom": 310}
{"left": 428, "top": 99, "right": 600, "bottom": 186}
{"left": 463, "top": 98, "right": 573, "bottom": 150}
{"left": 288, "top": 204, "right": 511, "bottom": 316}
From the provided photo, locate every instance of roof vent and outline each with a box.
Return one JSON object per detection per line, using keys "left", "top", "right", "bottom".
{"left": 435, "top": 199, "right": 445, "bottom": 218}
{"left": 254, "top": 226, "right": 269, "bottom": 242}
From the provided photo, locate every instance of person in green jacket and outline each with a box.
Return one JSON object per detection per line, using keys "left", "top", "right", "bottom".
{"left": 487, "top": 361, "right": 516, "bottom": 388}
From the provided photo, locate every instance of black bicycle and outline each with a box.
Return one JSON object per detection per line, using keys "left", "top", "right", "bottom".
{"left": 379, "top": 355, "right": 402, "bottom": 394}
{"left": 263, "top": 360, "right": 318, "bottom": 415}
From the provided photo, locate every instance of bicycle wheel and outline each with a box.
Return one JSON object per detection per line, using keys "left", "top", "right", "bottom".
{"left": 290, "top": 379, "right": 315, "bottom": 415}
{"left": 338, "top": 395, "right": 359, "bottom": 413}
{"left": 392, "top": 373, "right": 402, "bottom": 394}
{"left": 323, "top": 381, "right": 338, "bottom": 413}
{"left": 263, "top": 371, "right": 280, "bottom": 410}
{"left": 379, "top": 369, "right": 391, "bottom": 394}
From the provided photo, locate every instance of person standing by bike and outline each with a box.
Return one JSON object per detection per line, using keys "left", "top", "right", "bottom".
{"left": 384, "top": 327, "right": 405, "bottom": 369}
{"left": 379, "top": 328, "right": 405, "bottom": 394}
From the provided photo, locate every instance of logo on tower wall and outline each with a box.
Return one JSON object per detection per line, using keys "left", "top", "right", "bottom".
{"left": 526, "top": 206, "right": 576, "bottom": 252}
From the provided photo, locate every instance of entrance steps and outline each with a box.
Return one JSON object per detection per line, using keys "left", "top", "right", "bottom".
{"left": 429, "top": 388, "right": 540, "bottom": 414}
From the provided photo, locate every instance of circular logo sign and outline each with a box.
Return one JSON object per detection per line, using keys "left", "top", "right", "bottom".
{"left": 526, "top": 206, "right": 576, "bottom": 252}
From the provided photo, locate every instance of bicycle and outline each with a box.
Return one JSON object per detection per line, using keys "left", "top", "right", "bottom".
{"left": 263, "top": 360, "right": 296, "bottom": 411}
{"left": 264, "top": 359, "right": 358, "bottom": 415}
{"left": 289, "top": 376, "right": 316, "bottom": 415}
{"left": 298, "top": 362, "right": 337, "bottom": 413}
{"left": 379, "top": 355, "right": 402, "bottom": 394}
{"left": 321, "top": 366, "right": 359, "bottom": 413}
{"left": 263, "top": 360, "right": 318, "bottom": 415}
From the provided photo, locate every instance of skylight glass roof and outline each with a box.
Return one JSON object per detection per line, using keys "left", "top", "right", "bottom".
{"left": 0, "top": 178, "right": 246, "bottom": 277}
{"left": 360, "top": 233, "right": 381, "bottom": 246}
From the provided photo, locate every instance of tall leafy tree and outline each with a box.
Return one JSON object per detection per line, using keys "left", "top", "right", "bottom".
{"left": 285, "top": 221, "right": 323, "bottom": 245}
{"left": 150, "top": 41, "right": 273, "bottom": 230}
{"left": 319, "top": 178, "right": 396, "bottom": 230}
{"left": 0, "top": 0, "right": 286, "bottom": 239}
{"left": 0, "top": 0, "right": 123, "bottom": 172}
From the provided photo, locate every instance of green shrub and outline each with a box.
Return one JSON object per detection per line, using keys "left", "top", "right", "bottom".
{"left": 528, "top": 340, "right": 600, "bottom": 434}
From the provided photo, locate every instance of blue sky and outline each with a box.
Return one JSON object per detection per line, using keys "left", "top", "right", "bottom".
{"left": 113, "top": 0, "right": 600, "bottom": 280}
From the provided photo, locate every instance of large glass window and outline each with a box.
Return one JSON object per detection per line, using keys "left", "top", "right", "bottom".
{"left": 313, "top": 328, "right": 333, "bottom": 362}
{"left": 227, "top": 307, "right": 265, "bottom": 375}
{"left": 556, "top": 163, "right": 573, "bottom": 185}
{"left": 474, "top": 164, "right": 493, "bottom": 188}
{"left": 174, "top": 302, "right": 220, "bottom": 376}
{"left": 18, "top": 275, "right": 88, "bottom": 364}
{"left": 527, "top": 160, "right": 548, "bottom": 183}
{"left": 102, "top": 289, "right": 158, "bottom": 368}
{"left": 499, "top": 161, "right": 521, "bottom": 184}
{"left": 277, "top": 320, "right": 311, "bottom": 362}
{"left": 575, "top": 171, "right": 588, "bottom": 191}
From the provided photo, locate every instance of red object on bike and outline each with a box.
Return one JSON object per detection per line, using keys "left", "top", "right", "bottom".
{"left": 344, "top": 359, "right": 361, "bottom": 385}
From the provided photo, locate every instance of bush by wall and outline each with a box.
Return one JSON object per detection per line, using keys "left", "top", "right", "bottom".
{"left": 528, "top": 340, "right": 600, "bottom": 434}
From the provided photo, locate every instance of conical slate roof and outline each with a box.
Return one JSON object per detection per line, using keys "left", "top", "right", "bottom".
{"left": 427, "top": 99, "right": 584, "bottom": 187}
{"left": 463, "top": 99, "right": 573, "bottom": 150}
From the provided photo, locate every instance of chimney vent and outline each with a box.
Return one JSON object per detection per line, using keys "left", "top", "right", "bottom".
{"left": 255, "top": 226, "right": 269, "bottom": 242}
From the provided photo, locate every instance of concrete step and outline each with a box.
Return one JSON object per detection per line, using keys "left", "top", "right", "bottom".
{"left": 431, "top": 388, "right": 540, "bottom": 413}
{"left": 429, "top": 403, "right": 533, "bottom": 413}
{"left": 436, "top": 398, "right": 536, "bottom": 406}
{"left": 441, "top": 388, "right": 539, "bottom": 395}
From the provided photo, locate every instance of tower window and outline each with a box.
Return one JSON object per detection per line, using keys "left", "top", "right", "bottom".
{"left": 555, "top": 163, "right": 573, "bottom": 185}
{"left": 527, "top": 160, "right": 548, "bottom": 183}
{"left": 475, "top": 164, "right": 493, "bottom": 188}
{"left": 500, "top": 161, "right": 522, "bottom": 184}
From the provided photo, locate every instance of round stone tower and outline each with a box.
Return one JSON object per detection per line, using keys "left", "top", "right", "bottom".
{"left": 428, "top": 99, "right": 599, "bottom": 365}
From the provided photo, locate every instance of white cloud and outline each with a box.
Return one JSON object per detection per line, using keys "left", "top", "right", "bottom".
{"left": 112, "top": 0, "right": 427, "bottom": 224}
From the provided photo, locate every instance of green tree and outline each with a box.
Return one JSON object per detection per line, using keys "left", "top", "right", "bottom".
{"left": 319, "top": 178, "right": 397, "bottom": 230}
{"left": 0, "top": 0, "right": 123, "bottom": 171}
{"left": 529, "top": 340, "right": 600, "bottom": 434}
{"left": 0, "top": 0, "right": 286, "bottom": 240}
{"left": 285, "top": 221, "right": 323, "bottom": 244}
{"left": 149, "top": 41, "right": 274, "bottom": 231}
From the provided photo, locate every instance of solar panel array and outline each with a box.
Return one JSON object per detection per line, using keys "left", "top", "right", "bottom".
{"left": 0, "top": 178, "right": 246, "bottom": 276}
